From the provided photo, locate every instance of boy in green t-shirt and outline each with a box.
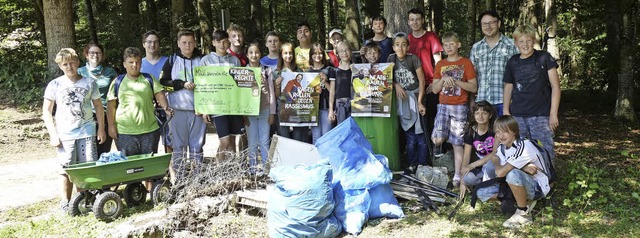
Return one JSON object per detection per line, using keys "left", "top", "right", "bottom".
{"left": 106, "top": 47, "right": 171, "bottom": 156}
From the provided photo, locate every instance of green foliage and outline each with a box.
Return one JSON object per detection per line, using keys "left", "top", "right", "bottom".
{"left": 0, "top": 42, "right": 48, "bottom": 107}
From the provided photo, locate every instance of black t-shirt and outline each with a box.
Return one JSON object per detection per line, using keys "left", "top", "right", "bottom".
{"left": 503, "top": 50, "right": 558, "bottom": 116}
{"left": 308, "top": 65, "right": 331, "bottom": 110}
{"left": 464, "top": 128, "right": 495, "bottom": 162}
{"left": 329, "top": 67, "right": 352, "bottom": 99}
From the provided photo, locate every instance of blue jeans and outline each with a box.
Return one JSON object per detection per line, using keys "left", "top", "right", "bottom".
{"left": 493, "top": 103, "right": 504, "bottom": 116}
{"left": 477, "top": 169, "right": 544, "bottom": 202}
{"left": 247, "top": 108, "right": 271, "bottom": 169}
{"left": 513, "top": 116, "right": 554, "bottom": 159}
{"left": 311, "top": 109, "right": 332, "bottom": 144}
{"left": 404, "top": 125, "right": 427, "bottom": 166}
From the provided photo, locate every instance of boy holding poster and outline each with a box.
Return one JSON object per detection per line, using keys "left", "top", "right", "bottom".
{"left": 201, "top": 30, "right": 244, "bottom": 160}
{"left": 431, "top": 32, "right": 477, "bottom": 187}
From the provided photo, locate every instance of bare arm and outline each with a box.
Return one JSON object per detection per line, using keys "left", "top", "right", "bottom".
{"left": 42, "top": 99, "right": 60, "bottom": 147}
{"left": 92, "top": 99, "right": 106, "bottom": 144}
{"left": 106, "top": 100, "right": 118, "bottom": 139}
{"left": 328, "top": 80, "right": 336, "bottom": 121}
{"left": 503, "top": 83, "right": 513, "bottom": 115}
{"left": 416, "top": 67, "right": 426, "bottom": 116}
{"left": 431, "top": 77, "right": 444, "bottom": 94}
{"left": 548, "top": 68, "right": 561, "bottom": 131}
{"left": 455, "top": 78, "right": 478, "bottom": 93}
{"left": 491, "top": 154, "right": 515, "bottom": 177}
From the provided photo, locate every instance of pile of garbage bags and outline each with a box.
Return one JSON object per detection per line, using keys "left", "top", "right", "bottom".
{"left": 268, "top": 118, "right": 403, "bottom": 237}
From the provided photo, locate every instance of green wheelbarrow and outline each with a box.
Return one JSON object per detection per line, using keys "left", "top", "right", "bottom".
{"left": 64, "top": 153, "right": 172, "bottom": 221}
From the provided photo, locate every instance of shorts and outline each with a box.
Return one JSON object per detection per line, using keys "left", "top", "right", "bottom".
{"left": 116, "top": 130, "right": 159, "bottom": 156}
{"left": 476, "top": 169, "right": 544, "bottom": 202}
{"left": 432, "top": 104, "right": 467, "bottom": 145}
{"left": 212, "top": 115, "right": 244, "bottom": 138}
{"left": 57, "top": 137, "right": 97, "bottom": 174}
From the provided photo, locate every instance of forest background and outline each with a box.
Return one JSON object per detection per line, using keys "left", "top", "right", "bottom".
{"left": 0, "top": 1, "right": 639, "bottom": 236}
{"left": 0, "top": 0, "right": 638, "bottom": 121}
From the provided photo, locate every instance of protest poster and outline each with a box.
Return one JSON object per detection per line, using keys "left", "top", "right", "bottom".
{"left": 193, "top": 66, "right": 261, "bottom": 115}
{"left": 278, "top": 72, "right": 320, "bottom": 126}
{"left": 350, "top": 63, "right": 394, "bottom": 117}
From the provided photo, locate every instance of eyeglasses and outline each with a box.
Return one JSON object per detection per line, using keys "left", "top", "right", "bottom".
{"left": 145, "top": 40, "right": 159, "bottom": 45}
{"left": 88, "top": 51, "right": 102, "bottom": 56}
{"left": 481, "top": 20, "right": 498, "bottom": 28}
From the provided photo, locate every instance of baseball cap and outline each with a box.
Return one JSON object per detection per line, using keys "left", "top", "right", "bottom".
{"left": 329, "top": 29, "right": 343, "bottom": 38}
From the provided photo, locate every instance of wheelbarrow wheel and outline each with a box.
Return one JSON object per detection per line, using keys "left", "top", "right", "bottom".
{"left": 93, "top": 191, "right": 123, "bottom": 222}
{"left": 151, "top": 179, "right": 172, "bottom": 205}
{"left": 123, "top": 182, "right": 148, "bottom": 207}
{"left": 68, "top": 192, "right": 91, "bottom": 216}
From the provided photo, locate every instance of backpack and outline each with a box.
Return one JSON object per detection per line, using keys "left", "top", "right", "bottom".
{"left": 113, "top": 73, "right": 155, "bottom": 107}
{"left": 525, "top": 138, "right": 557, "bottom": 184}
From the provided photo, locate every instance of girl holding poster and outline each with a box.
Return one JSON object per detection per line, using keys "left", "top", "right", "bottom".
{"left": 274, "top": 43, "right": 308, "bottom": 142}
{"left": 307, "top": 43, "right": 333, "bottom": 143}
{"left": 328, "top": 41, "right": 353, "bottom": 124}
{"left": 245, "top": 42, "right": 276, "bottom": 174}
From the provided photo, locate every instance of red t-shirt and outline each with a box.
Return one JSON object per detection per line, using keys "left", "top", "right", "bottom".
{"left": 408, "top": 31, "right": 443, "bottom": 84}
{"left": 433, "top": 57, "right": 477, "bottom": 105}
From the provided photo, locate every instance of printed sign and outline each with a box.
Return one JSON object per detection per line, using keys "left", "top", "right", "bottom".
{"left": 350, "top": 63, "right": 394, "bottom": 117}
{"left": 193, "top": 66, "right": 261, "bottom": 115}
{"left": 278, "top": 72, "right": 320, "bottom": 126}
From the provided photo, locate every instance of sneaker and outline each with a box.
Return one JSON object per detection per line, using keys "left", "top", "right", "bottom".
{"left": 433, "top": 145, "right": 444, "bottom": 158}
{"left": 503, "top": 209, "right": 533, "bottom": 228}
{"left": 60, "top": 199, "right": 69, "bottom": 213}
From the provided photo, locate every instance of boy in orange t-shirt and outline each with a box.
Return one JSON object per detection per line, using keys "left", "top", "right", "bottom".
{"left": 431, "top": 32, "right": 478, "bottom": 187}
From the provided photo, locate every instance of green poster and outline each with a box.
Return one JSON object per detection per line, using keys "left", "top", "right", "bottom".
{"left": 193, "top": 66, "right": 261, "bottom": 115}
{"left": 350, "top": 63, "right": 394, "bottom": 117}
{"left": 278, "top": 72, "right": 320, "bottom": 126}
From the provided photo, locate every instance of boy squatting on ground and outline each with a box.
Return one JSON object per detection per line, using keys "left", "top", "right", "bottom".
{"left": 42, "top": 48, "right": 106, "bottom": 210}
{"left": 431, "top": 32, "right": 478, "bottom": 187}
{"left": 389, "top": 33, "right": 427, "bottom": 172}
{"left": 106, "top": 47, "right": 171, "bottom": 156}
{"left": 476, "top": 115, "right": 551, "bottom": 228}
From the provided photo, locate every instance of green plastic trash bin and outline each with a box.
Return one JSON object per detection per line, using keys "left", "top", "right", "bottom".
{"left": 353, "top": 95, "right": 401, "bottom": 171}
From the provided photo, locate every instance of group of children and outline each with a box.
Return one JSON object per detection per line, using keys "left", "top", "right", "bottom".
{"left": 44, "top": 10, "right": 559, "bottom": 229}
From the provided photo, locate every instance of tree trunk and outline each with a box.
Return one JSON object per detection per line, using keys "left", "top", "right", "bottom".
{"left": 486, "top": 0, "right": 496, "bottom": 10}
{"left": 145, "top": 0, "right": 159, "bottom": 31}
{"left": 344, "top": 0, "right": 361, "bottom": 50}
{"left": 544, "top": 0, "right": 560, "bottom": 75}
{"left": 197, "top": 0, "right": 212, "bottom": 54}
{"left": 614, "top": 0, "right": 637, "bottom": 122}
{"left": 518, "top": 0, "right": 543, "bottom": 48}
{"left": 316, "top": 0, "right": 326, "bottom": 48}
{"left": 32, "top": 0, "right": 47, "bottom": 45}
{"left": 250, "top": 0, "right": 264, "bottom": 41}
{"left": 467, "top": 0, "right": 476, "bottom": 47}
{"left": 384, "top": 0, "right": 419, "bottom": 35}
{"left": 84, "top": 0, "right": 99, "bottom": 44}
{"left": 329, "top": 0, "right": 338, "bottom": 28}
{"left": 43, "top": 0, "right": 75, "bottom": 77}
{"left": 431, "top": 0, "right": 444, "bottom": 35}
{"left": 606, "top": 0, "right": 621, "bottom": 93}
{"left": 171, "top": 0, "right": 186, "bottom": 41}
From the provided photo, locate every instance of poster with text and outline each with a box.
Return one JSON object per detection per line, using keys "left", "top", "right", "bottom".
{"left": 350, "top": 63, "right": 394, "bottom": 117}
{"left": 193, "top": 66, "right": 261, "bottom": 115}
{"left": 279, "top": 72, "right": 320, "bottom": 126}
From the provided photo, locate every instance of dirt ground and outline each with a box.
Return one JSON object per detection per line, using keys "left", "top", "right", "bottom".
{"left": 0, "top": 104, "right": 221, "bottom": 211}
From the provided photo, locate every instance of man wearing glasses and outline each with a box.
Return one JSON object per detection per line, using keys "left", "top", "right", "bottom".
{"left": 470, "top": 10, "right": 519, "bottom": 116}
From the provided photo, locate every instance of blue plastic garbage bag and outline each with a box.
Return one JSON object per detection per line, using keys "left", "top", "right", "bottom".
{"left": 268, "top": 162, "right": 342, "bottom": 238}
{"left": 368, "top": 155, "right": 404, "bottom": 219}
{"left": 333, "top": 183, "right": 370, "bottom": 235}
{"left": 96, "top": 151, "right": 128, "bottom": 165}
{"left": 315, "top": 118, "right": 392, "bottom": 190}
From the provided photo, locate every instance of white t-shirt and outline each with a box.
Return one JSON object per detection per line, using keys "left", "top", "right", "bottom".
{"left": 497, "top": 139, "right": 551, "bottom": 196}
{"left": 44, "top": 75, "right": 100, "bottom": 141}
